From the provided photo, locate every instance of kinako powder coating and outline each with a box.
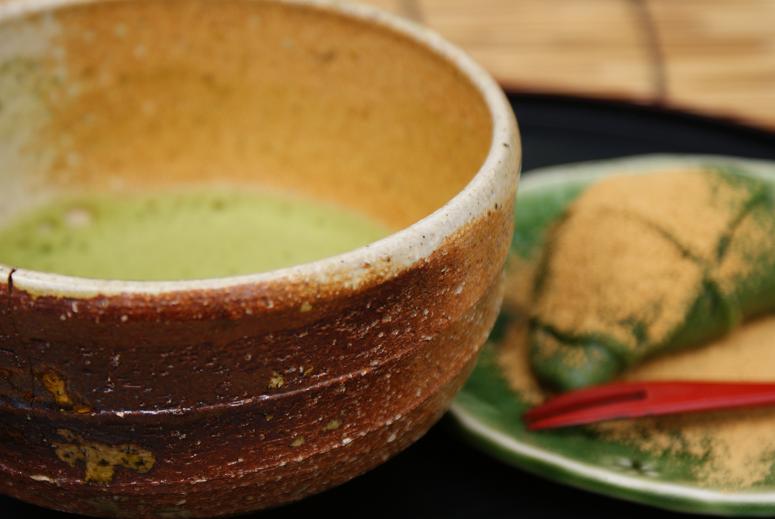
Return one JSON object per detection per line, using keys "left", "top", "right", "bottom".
{"left": 498, "top": 167, "right": 775, "bottom": 489}
{"left": 528, "top": 168, "right": 775, "bottom": 391}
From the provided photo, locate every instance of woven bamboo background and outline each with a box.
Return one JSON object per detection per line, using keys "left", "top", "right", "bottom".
{"left": 359, "top": 0, "right": 775, "bottom": 130}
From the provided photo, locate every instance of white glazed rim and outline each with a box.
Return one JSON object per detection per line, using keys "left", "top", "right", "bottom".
{"left": 0, "top": 0, "right": 518, "bottom": 297}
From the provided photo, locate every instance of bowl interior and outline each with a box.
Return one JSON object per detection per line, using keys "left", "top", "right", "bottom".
{"left": 0, "top": 0, "right": 492, "bottom": 237}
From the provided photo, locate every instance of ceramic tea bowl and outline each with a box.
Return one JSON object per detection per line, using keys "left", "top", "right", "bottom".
{"left": 0, "top": 0, "right": 519, "bottom": 517}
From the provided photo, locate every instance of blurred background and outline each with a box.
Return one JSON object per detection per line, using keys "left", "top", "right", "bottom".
{"left": 355, "top": 0, "right": 775, "bottom": 129}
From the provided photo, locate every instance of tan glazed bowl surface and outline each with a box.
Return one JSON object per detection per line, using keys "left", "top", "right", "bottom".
{"left": 0, "top": 0, "right": 520, "bottom": 517}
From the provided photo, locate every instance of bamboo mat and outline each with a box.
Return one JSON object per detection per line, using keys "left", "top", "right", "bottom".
{"left": 359, "top": 0, "right": 775, "bottom": 130}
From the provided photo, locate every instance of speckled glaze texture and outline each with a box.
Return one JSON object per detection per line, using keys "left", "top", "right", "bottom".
{"left": 0, "top": 0, "right": 519, "bottom": 517}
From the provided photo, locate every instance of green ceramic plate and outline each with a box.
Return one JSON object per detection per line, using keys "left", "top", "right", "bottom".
{"left": 450, "top": 154, "right": 775, "bottom": 516}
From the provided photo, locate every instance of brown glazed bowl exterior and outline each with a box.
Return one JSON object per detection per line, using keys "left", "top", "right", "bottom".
{"left": 0, "top": 0, "right": 520, "bottom": 517}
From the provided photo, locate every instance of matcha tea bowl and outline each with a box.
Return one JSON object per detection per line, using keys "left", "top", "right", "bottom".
{"left": 0, "top": 0, "right": 519, "bottom": 516}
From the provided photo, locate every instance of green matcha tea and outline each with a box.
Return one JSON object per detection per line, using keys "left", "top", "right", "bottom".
{"left": 0, "top": 190, "right": 389, "bottom": 281}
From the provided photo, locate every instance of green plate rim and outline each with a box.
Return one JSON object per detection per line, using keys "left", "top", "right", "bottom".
{"left": 451, "top": 153, "right": 775, "bottom": 516}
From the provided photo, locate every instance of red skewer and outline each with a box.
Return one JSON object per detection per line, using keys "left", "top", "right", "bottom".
{"left": 524, "top": 381, "right": 775, "bottom": 431}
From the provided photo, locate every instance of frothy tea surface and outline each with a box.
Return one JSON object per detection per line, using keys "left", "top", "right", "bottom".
{"left": 0, "top": 190, "right": 389, "bottom": 281}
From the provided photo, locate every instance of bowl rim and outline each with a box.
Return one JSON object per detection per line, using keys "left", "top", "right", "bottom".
{"left": 0, "top": 0, "right": 519, "bottom": 297}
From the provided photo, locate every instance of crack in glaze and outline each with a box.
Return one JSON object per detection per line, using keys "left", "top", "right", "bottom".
{"left": 6, "top": 268, "right": 14, "bottom": 296}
